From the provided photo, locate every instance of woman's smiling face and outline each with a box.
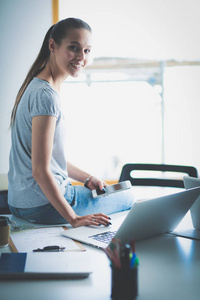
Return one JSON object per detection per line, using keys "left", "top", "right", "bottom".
{"left": 51, "top": 28, "right": 92, "bottom": 78}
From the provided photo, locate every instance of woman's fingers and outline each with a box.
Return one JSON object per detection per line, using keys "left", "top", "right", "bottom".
{"left": 87, "top": 176, "right": 108, "bottom": 191}
{"left": 73, "top": 213, "right": 112, "bottom": 227}
{"left": 90, "top": 213, "right": 112, "bottom": 226}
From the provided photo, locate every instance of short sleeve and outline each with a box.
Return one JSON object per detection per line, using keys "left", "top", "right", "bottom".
{"left": 30, "top": 87, "right": 60, "bottom": 119}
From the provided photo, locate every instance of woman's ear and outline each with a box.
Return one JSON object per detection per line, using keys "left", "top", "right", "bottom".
{"left": 49, "top": 38, "right": 55, "bottom": 53}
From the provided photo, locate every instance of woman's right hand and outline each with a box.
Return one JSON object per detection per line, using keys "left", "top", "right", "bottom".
{"left": 71, "top": 213, "right": 112, "bottom": 228}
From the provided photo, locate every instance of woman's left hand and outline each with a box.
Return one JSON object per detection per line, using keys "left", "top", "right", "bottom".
{"left": 86, "top": 175, "right": 108, "bottom": 191}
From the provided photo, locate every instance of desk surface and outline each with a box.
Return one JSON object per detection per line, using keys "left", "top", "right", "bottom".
{"left": 1, "top": 214, "right": 200, "bottom": 300}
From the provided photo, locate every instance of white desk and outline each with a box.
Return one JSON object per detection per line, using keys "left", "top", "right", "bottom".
{"left": 1, "top": 214, "right": 200, "bottom": 300}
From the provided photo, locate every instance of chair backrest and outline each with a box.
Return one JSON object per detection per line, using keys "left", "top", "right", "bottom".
{"left": 119, "top": 163, "right": 198, "bottom": 188}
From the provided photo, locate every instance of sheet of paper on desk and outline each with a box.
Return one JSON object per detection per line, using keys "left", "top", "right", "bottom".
{"left": 10, "top": 227, "right": 83, "bottom": 252}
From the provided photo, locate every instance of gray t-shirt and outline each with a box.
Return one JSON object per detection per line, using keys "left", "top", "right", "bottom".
{"left": 8, "top": 77, "right": 68, "bottom": 208}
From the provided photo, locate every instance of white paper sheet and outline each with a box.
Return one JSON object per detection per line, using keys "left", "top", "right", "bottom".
{"left": 10, "top": 227, "right": 82, "bottom": 252}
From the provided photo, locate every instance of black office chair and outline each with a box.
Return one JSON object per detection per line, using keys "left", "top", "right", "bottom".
{"left": 0, "top": 190, "right": 11, "bottom": 214}
{"left": 119, "top": 163, "right": 198, "bottom": 188}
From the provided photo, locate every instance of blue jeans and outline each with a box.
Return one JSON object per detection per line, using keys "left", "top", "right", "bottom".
{"left": 9, "top": 184, "right": 134, "bottom": 225}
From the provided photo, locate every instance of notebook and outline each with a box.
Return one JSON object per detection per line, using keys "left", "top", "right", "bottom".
{"left": 61, "top": 187, "right": 200, "bottom": 248}
{"left": 0, "top": 252, "right": 92, "bottom": 279}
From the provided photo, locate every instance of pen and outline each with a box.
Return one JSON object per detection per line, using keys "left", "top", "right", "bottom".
{"left": 121, "top": 244, "right": 131, "bottom": 270}
{"left": 111, "top": 238, "right": 121, "bottom": 268}
{"left": 130, "top": 253, "right": 136, "bottom": 268}
{"left": 33, "top": 245, "right": 65, "bottom": 252}
{"left": 130, "top": 239, "right": 135, "bottom": 253}
{"left": 133, "top": 257, "right": 139, "bottom": 268}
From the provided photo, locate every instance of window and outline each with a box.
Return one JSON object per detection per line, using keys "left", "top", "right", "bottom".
{"left": 57, "top": 0, "right": 200, "bottom": 179}
{"left": 61, "top": 73, "right": 162, "bottom": 179}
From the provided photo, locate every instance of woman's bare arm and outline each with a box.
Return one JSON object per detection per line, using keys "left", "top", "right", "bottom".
{"left": 31, "top": 115, "right": 110, "bottom": 227}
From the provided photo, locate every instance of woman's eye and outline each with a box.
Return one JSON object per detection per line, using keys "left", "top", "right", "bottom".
{"left": 69, "top": 46, "right": 79, "bottom": 52}
{"left": 69, "top": 46, "right": 91, "bottom": 54}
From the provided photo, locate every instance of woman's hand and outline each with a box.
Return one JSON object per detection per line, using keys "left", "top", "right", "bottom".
{"left": 67, "top": 162, "right": 108, "bottom": 191}
{"left": 86, "top": 175, "right": 108, "bottom": 191}
{"left": 71, "top": 213, "right": 112, "bottom": 228}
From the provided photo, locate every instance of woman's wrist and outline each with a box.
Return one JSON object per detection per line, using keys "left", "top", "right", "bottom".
{"left": 84, "top": 175, "right": 93, "bottom": 188}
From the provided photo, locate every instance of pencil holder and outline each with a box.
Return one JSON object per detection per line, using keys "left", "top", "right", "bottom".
{"left": 111, "top": 266, "right": 138, "bottom": 300}
{"left": 0, "top": 217, "right": 10, "bottom": 247}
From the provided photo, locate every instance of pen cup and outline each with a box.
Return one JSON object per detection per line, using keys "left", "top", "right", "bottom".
{"left": 111, "top": 266, "right": 138, "bottom": 300}
{"left": 0, "top": 217, "right": 10, "bottom": 247}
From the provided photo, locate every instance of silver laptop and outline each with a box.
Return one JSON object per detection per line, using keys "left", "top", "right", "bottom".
{"left": 183, "top": 176, "right": 200, "bottom": 230}
{"left": 62, "top": 187, "right": 200, "bottom": 248}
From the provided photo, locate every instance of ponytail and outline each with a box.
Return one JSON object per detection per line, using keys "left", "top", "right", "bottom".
{"left": 10, "top": 25, "right": 54, "bottom": 126}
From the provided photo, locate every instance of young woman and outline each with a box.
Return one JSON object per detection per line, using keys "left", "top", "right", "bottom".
{"left": 8, "top": 18, "right": 134, "bottom": 227}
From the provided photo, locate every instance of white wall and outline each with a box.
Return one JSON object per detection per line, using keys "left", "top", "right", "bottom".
{"left": 0, "top": 0, "right": 52, "bottom": 174}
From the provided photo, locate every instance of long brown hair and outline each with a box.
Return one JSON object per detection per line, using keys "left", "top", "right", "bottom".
{"left": 10, "top": 18, "right": 92, "bottom": 126}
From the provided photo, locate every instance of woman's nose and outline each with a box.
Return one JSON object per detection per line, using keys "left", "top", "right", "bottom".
{"left": 77, "top": 50, "right": 85, "bottom": 61}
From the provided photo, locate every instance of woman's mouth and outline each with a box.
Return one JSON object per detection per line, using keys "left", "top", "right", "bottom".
{"left": 71, "top": 63, "right": 84, "bottom": 70}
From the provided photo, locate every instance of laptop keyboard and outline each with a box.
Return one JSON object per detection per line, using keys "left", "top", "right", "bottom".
{"left": 89, "top": 231, "right": 117, "bottom": 244}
